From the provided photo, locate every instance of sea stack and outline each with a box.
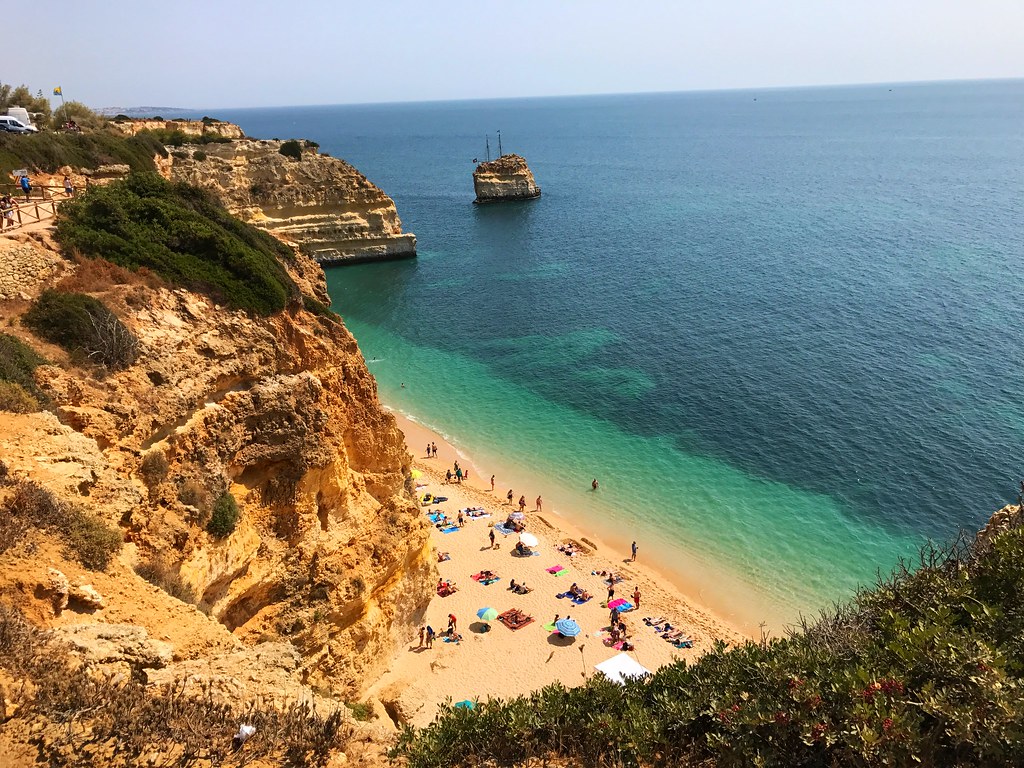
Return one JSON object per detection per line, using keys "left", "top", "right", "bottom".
{"left": 473, "top": 154, "right": 541, "bottom": 204}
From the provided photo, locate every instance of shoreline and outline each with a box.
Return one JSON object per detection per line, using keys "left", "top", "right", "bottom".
{"left": 368, "top": 410, "right": 749, "bottom": 727}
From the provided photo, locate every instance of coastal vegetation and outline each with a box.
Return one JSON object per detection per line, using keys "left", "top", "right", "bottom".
{"left": 0, "top": 130, "right": 163, "bottom": 180}
{"left": 135, "top": 126, "right": 233, "bottom": 147}
{"left": 394, "top": 523, "right": 1024, "bottom": 767}
{"left": 1, "top": 481, "right": 122, "bottom": 571}
{"left": 0, "top": 332, "right": 49, "bottom": 412}
{"left": 24, "top": 289, "right": 139, "bottom": 370}
{"left": 279, "top": 139, "right": 304, "bottom": 160}
{"left": 54, "top": 173, "right": 298, "bottom": 315}
{"left": 0, "top": 605, "right": 349, "bottom": 767}
{"left": 207, "top": 491, "right": 241, "bottom": 538}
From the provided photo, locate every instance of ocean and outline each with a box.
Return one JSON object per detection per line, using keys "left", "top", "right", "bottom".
{"left": 200, "top": 80, "right": 1024, "bottom": 629}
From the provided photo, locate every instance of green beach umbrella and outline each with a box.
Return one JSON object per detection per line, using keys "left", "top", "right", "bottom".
{"left": 477, "top": 607, "right": 498, "bottom": 622}
{"left": 454, "top": 700, "right": 475, "bottom": 710}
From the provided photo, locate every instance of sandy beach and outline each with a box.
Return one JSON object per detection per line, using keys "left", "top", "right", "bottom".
{"left": 367, "top": 412, "right": 748, "bottom": 727}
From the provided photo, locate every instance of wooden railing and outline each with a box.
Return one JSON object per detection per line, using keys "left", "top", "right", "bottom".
{"left": 0, "top": 186, "right": 73, "bottom": 234}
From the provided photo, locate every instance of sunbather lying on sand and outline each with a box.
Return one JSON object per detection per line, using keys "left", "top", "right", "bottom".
{"left": 437, "top": 552, "right": 451, "bottom": 562}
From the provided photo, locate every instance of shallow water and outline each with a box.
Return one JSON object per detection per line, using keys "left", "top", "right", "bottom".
{"left": 205, "top": 80, "right": 1024, "bottom": 626}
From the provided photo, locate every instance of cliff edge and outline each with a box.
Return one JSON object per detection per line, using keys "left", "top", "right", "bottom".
{"left": 166, "top": 139, "right": 417, "bottom": 265}
{"left": 473, "top": 153, "right": 541, "bottom": 204}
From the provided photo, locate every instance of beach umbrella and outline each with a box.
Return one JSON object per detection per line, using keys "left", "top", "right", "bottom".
{"left": 477, "top": 607, "right": 498, "bottom": 622}
{"left": 411, "top": 469, "right": 423, "bottom": 479}
{"left": 519, "top": 532, "right": 539, "bottom": 548}
{"left": 555, "top": 618, "right": 581, "bottom": 637}
{"left": 509, "top": 511, "right": 526, "bottom": 520}
{"left": 454, "top": 700, "right": 475, "bottom": 710}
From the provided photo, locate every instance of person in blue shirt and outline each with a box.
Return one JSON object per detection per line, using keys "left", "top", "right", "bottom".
{"left": 19, "top": 174, "right": 31, "bottom": 202}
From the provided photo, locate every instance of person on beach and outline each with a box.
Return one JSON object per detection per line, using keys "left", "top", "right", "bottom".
{"left": 457, "top": 510, "right": 465, "bottom": 527}
{"left": 448, "top": 614, "right": 457, "bottom": 635}
{"left": 489, "top": 529, "right": 496, "bottom": 548}
{"left": 592, "top": 478, "right": 599, "bottom": 491}
{"left": 507, "top": 489, "right": 514, "bottom": 505}
{"left": 445, "top": 469, "right": 452, "bottom": 484}
{"left": 418, "top": 626, "right": 424, "bottom": 648}
{"left": 426, "top": 443, "right": 431, "bottom": 458}
{"left": 633, "top": 587, "right": 641, "bottom": 609}
{"left": 19, "top": 174, "right": 31, "bottom": 202}
{"left": 464, "top": 469, "right": 470, "bottom": 481}
{"left": 432, "top": 441, "right": 437, "bottom": 457}
{"left": 518, "top": 496, "right": 526, "bottom": 513}
{"left": 536, "top": 495, "right": 542, "bottom": 512}
{"left": 631, "top": 541, "right": 638, "bottom": 561}
{"left": 490, "top": 475, "right": 495, "bottom": 491}
{"left": 456, "top": 467, "right": 463, "bottom": 483}
{"left": 425, "top": 626, "right": 435, "bottom": 648}
{"left": 607, "top": 584, "right": 615, "bottom": 601}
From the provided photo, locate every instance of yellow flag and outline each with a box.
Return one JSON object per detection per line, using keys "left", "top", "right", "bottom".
{"left": 53, "top": 86, "right": 62, "bottom": 96}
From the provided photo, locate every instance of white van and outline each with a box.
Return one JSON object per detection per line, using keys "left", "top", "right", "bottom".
{"left": 3, "top": 109, "right": 38, "bottom": 132}
{"left": 0, "top": 116, "right": 35, "bottom": 134}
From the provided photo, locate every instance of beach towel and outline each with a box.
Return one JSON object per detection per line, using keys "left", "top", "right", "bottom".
{"left": 471, "top": 572, "right": 500, "bottom": 585}
{"left": 459, "top": 507, "right": 485, "bottom": 514}
{"left": 494, "top": 523, "right": 516, "bottom": 536}
{"left": 441, "top": 526, "right": 459, "bottom": 534}
{"left": 553, "top": 569, "right": 570, "bottom": 576}
{"left": 546, "top": 565, "right": 565, "bottom": 574}
{"left": 497, "top": 610, "right": 535, "bottom": 631}
{"left": 442, "top": 635, "right": 461, "bottom": 644}
{"left": 572, "top": 595, "right": 592, "bottom": 605}
{"left": 543, "top": 622, "right": 558, "bottom": 632}
{"left": 427, "top": 512, "right": 444, "bottom": 523}
{"left": 609, "top": 600, "right": 634, "bottom": 612}
{"left": 673, "top": 638, "right": 694, "bottom": 648}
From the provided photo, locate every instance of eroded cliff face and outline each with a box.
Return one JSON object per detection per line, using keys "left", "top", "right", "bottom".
{"left": 473, "top": 153, "right": 541, "bottom": 203}
{"left": 166, "top": 140, "right": 417, "bottom": 265}
{"left": 0, "top": 232, "right": 434, "bottom": 700}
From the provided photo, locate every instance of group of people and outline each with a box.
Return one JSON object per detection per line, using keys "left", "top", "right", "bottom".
{"left": 567, "top": 582, "right": 592, "bottom": 601}
{"left": 445, "top": 461, "right": 469, "bottom": 484}
{"left": 508, "top": 578, "right": 532, "bottom": 595}
{"left": 436, "top": 578, "right": 457, "bottom": 597}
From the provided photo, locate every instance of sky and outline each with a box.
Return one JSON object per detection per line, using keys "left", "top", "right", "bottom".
{"left": 13, "top": 1, "right": 1024, "bottom": 109}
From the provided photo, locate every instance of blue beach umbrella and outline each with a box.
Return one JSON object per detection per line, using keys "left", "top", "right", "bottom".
{"left": 454, "top": 700, "right": 475, "bottom": 710}
{"left": 555, "top": 618, "right": 581, "bottom": 637}
{"left": 477, "top": 607, "right": 498, "bottom": 622}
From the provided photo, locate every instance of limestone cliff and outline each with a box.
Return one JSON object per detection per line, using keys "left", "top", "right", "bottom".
{"left": 0, "top": 229, "right": 434, "bottom": 703}
{"left": 110, "top": 117, "right": 245, "bottom": 140}
{"left": 473, "top": 153, "right": 541, "bottom": 204}
{"left": 165, "top": 139, "right": 417, "bottom": 265}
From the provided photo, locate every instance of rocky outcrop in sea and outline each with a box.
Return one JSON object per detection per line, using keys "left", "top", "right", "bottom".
{"left": 473, "top": 153, "right": 541, "bottom": 203}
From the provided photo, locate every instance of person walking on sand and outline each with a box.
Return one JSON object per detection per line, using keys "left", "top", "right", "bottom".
{"left": 425, "top": 626, "right": 435, "bottom": 648}
{"left": 631, "top": 541, "right": 638, "bottom": 562}
{"left": 448, "top": 613, "right": 457, "bottom": 635}
{"left": 456, "top": 466, "right": 463, "bottom": 483}
{"left": 633, "top": 587, "right": 641, "bottom": 609}
{"left": 518, "top": 496, "right": 526, "bottom": 513}
{"left": 426, "top": 443, "right": 431, "bottom": 458}
{"left": 445, "top": 469, "right": 452, "bottom": 484}
{"left": 507, "top": 489, "right": 514, "bottom": 505}
{"left": 432, "top": 441, "right": 437, "bottom": 457}
{"left": 607, "top": 584, "right": 615, "bottom": 602}
{"left": 490, "top": 474, "right": 495, "bottom": 492}
{"left": 418, "top": 626, "right": 424, "bottom": 648}
{"left": 489, "top": 529, "right": 496, "bottom": 548}
{"left": 535, "top": 495, "right": 542, "bottom": 512}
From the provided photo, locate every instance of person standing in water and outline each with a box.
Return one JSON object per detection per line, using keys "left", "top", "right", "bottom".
{"left": 536, "top": 495, "right": 542, "bottom": 512}
{"left": 631, "top": 541, "right": 637, "bottom": 561}
{"left": 592, "top": 478, "right": 599, "bottom": 491}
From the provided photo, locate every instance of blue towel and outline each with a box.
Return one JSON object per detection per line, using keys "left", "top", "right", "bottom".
{"left": 494, "top": 523, "right": 516, "bottom": 536}
{"left": 441, "top": 526, "right": 459, "bottom": 534}
{"left": 428, "top": 513, "right": 444, "bottom": 523}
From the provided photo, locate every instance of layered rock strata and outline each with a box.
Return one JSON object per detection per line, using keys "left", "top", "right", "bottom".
{"left": 110, "top": 117, "right": 245, "bottom": 140}
{"left": 0, "top": 236, "right": 434, "bottom": 699}
{"left": 473, "top": 153, "right": 541, "bottom": 203}
{"left": 166, "top": 139, "right": 417, "bottom": 265}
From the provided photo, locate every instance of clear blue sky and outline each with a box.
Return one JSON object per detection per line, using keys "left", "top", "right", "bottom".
{"left": 15, "top": 0, "right": 1024, "bottom": 109}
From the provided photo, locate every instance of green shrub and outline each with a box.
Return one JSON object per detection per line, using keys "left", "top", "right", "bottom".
{"left": 302, "top": 295, "right": 338, "bottom": 323}
{"left": 207, "top": 492, "right": 239, "bottom": 538}
{"left": 24, "top": 290, "right": 139, "bottom": 370}
{"left": 303, "top": 140, "right": 319, "bottom": 150}
{"left": 55, "top": 173, "right": 297, "bottom": 315}
{"left": 3, "top": 481, "right": 121, "bottom": 569}
{"left": 345, "top": 700, "right": 373, "bottom": 721}
{"left": 0, "top": 333, "right": 47, "bottom": 408}
{"left": 0, "top": 381, "right": 40, "bottom": 413}
{"left": 192, "top": 149, "right": 206, "bottom": 161}
{"left": 279, "top": 140, "right": 302, "bottom": 161}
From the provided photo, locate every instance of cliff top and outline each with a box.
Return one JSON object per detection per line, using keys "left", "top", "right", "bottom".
{"left": 474, "top": 153, "right": 532, "bottom": 174}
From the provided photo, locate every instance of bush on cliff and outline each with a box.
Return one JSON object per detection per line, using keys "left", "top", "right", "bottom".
{"left": 55, "top": 173, "right": 297, "bottom": 315}
{"left": 24, "top": 289, "right": 139, "bottom": 370}
{"left": 279, "top": 140, "right": 303, "bottom": 161}
{"left": 394, "top": 525, "right": 1024, "bottom": 767}
{"left": 0, "top": 332, "right": 49, "bottom": 411}
{"left": 3, "top": 481, "right": 122, "bottom": 570}
{"left": 135, "top": 127, "right": 232, "bottom": 147}
{"left": 207, "top": 491, "right": 240, "bottom": 538}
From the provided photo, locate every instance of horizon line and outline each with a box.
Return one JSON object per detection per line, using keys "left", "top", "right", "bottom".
{"left": 114, "top": 75, "right": 1023, "bottom": 115}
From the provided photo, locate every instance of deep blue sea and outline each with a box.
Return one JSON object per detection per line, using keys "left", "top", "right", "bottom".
{"left": 199, "top": 80, "right": 1024, "bottom": 629}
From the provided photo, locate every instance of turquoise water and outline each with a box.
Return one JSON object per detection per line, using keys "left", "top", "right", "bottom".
{"left": 204, "top": 80, "right": 1024, "bottom": 627}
